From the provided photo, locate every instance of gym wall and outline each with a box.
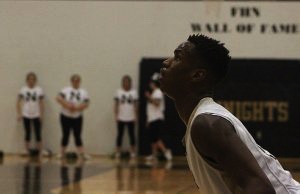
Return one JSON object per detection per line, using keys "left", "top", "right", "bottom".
{"left": 0, "top": 1, "right": 299, "bottom": 154}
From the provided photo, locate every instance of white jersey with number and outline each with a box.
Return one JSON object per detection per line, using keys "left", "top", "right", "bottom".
{"left": 19, "top": 86, "right": 44, "bottom": 119}
{"left": 114, "top": 89, "right": 138, "bottom": 122}
{"left": 59, "top": 87, "right": 89, "bottom": 118}
{"left": 185, "top": 97, "right": 300, "bottom": 194}
{"left": 146, "top": 88, "right": 165, "bottom": 123}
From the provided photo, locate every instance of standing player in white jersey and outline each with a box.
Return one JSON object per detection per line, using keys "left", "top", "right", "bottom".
{"left": 114, "top": 75, "right": 138, "bottom": 158}
{"left": 159, "top": 34, "right": 300, "bottom": 194}
{"left": 17, "top": 72, "right": 44, "bottom": 155}
{"left": 145, "top": 79, "right": 172, "bottom": 161}
{"left": 56, "top": 74, "right": 90, "bottom": 160}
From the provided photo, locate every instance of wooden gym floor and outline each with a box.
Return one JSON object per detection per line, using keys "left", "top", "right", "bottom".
{"left": 1, "top": 155, "right": 300, "bottom": 194}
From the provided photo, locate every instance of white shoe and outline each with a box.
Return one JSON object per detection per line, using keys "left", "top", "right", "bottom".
{"left": 164, "top": 149, "right": 172, "bottom": 161}
{"left": 115, "top": 152, "right": 121, "bottom": 159}
{"left": 145, "top": 159, "right": 158, "bottom": 167}
{"left": 145, "top": 155, "right": 156, "bottom": 161}
{"left": 41, "top": 149, "right": 52, "bottom": 157}
{"left": 130, "top": 152, "right": 136, "bottom": 158}
{"left": 165, "top": 161, "right": 173, "bottom": 170}
{"left": 80, "top": 153, "right": 91, "bottom": 160}
{"left": 56, "top": 154, "right": 65, "bottom": 159}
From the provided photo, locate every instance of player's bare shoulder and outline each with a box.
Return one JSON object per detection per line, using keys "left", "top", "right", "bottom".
{"left": 190, "top": 114, "right": 237, "bottom": 164}
{"left": 191, "top": 114, "right": 235, "bottom": 138}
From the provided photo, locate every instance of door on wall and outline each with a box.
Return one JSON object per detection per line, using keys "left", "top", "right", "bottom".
{"left": 138, "top": 58, "right": 300, "bottom": 157}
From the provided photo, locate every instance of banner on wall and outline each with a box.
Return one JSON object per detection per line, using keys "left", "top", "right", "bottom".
{"left": 139, "top": 58, "right": 300, "bottom": 157}
{"left": 190, "top": 5, "right": 299, "bottom": 35}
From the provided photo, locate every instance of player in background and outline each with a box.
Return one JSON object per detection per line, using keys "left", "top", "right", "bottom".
{"left": 56, "top": 74, "right": 90, "bottom": 160}
{"left": 114, "top": 75, "right": 138, "bottom": 158}
{"left": 145, "top": 76, "right": 172, "bottom": 162}
{"left": 17, "top": 72, "right": 44, "bottom": 155}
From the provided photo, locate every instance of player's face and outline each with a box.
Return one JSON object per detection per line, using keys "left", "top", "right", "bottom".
{"left": 122, "top": 78, "right": 131, "bottom": 91}
{"left": 26, "top": 75, "right": 36, "bottom": 88}
{"left": 71, "top": 77, "right": 81, "bottom": 89}
{"left": 160, "top": 41, "right": 197, "bottom": 99}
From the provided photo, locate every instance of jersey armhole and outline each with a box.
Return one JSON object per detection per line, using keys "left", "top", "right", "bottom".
{"left": 59, "top": 92, "right": 65, "bottom": 98}
{"left": 189, "top": 112, "right": 235, "bottom": 172}
{"left": 199, "top": 112, "right": 237, "bottom": 134}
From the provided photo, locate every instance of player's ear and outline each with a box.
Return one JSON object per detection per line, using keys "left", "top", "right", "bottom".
{"left": 192, "top": 68, "right": 206, "bottom": 82}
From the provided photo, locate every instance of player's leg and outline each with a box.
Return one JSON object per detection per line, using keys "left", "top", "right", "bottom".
{"left": 116, "top": 121, "right": 125, "bottom": 158}
{"left": 33, "top": 118, "right": 42, "bottom": 152}
{"left": 157, "top": 140, "right": 172, "bottom": 160}
{"left": 23, "top": 117, "right": 31, "bottom": 153}
{"left": 127, "top": 122, "right": 136, "bottom": 157}
{"left": 73, "top": 117, "right": 83, "bottom": 153}
{"left": 146, "top": 121, "right": 159, "bottom": 160}
{"left": 156, "top": 120, "right": 172, "bottom": 161}
{"left": 73, "top": 116, "right": 89, "bottom": 159}
{"left": 60, "top": 114, "right": 71, "bottom": 158}
{"left": 157, "top": 140, "right": 167, "bottom": 152}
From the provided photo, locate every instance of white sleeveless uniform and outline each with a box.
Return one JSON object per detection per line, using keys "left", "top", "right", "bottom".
{"left": 19, "top": 86, "right": 44, "bottom": 119}
{"left": 59, "top": 87, "right": 89, "bottom": 118}
{"left": 185, "top": 97, "right": 300, "bottom": 194}
{"left": 114, "top": 88, "right": 138, "bottom": 122}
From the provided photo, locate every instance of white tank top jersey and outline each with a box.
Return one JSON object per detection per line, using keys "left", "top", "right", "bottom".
{"left": 146, "top": 88, "right": 165, "bottom": 123}
{"left": 59, "top": 87, "right": 89, "bottom": 118}
{"left": 115, "top": 89, "right": 138, "bottom": 122}
{"left": 185, "top": 97, "right": 300, "bottom": 194}
{"left": 19, "top": 86, "right": 44, "bottom": 119}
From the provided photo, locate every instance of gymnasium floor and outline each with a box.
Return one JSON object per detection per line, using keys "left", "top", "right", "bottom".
{"left": 1, "top": 156, "right": 300, "bottom": 194}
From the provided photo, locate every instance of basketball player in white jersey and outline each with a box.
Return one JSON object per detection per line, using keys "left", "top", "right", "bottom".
{"left": 114, "top": 75, "right": 138, "bottom": 158}
{"left": 145, "top": 79, "right": 172, "bottom": 161}
{"left": 56, "top": 74, "right": 90, "bottom": 160}
{"left": 160, "top": 34, "right": 300, "bottom": 194}
{"left": 17, "top": 72, "right": 44, "bottom": 155}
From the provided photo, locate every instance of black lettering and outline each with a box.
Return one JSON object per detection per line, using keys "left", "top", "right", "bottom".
{"left": 191, "top": 23, "right": 201, "bottom": 32}
{"left": 231, "top": 7, "right": 260, "bottom": 18}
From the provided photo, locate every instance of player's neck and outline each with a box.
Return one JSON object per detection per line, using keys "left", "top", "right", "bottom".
{"left": 123, "top": 87, "right": 131, "bottom": 91}
{"left": 174, "top": 93, "right": 212, "bottom": 125}
{"left": 27, "top": 85, "right": 35, "bottom": 89}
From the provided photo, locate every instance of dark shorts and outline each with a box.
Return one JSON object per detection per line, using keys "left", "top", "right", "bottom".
{"left": 23, "top": 117, "right": 42, "bottom": 142}
{"left": 116, "top": 121, "right": 136, "bottom": 147}
{"left": 149, "top": 119, "right": 164, "bottom": 143}
{"left": 60, "top": 114, "right": 83, "bottom": 147}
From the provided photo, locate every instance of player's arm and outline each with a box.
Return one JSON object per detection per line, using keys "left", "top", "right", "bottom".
{"left": 76, "top": 99, "right": 89, "bottom": 111}
{"left": 134, "top": 100, "right": 139, "bottom": 121}
{"left": 114, "top": 99, "right": 119, "bottom": 121}
{"left": 145, "top": 91, "right": 160, "bottom": 107}
{"left": 150, "top": 98, "right": 160, "bottom": 107}
{"left": 39, "top": 97, "right": 44, "bottom": 120}
{"left": 190, "top": 114, "right": 275, "bottom": 194}
{"left": 56, "top": 93, "right": 71, "bottom": 109}
{"left": 16, "top": 95, "right": 23, "bottom": 121}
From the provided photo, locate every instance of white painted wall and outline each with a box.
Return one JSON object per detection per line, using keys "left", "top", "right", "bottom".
{"left": 0, "top": 1, "right": 299, "bottom": 154}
